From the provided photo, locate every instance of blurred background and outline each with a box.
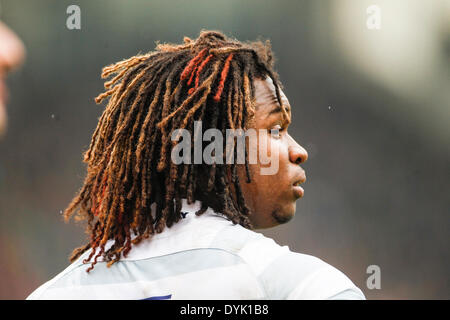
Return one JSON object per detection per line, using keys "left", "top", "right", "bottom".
{"left": 0, "top": 0, "right": 449, "bottom": 299}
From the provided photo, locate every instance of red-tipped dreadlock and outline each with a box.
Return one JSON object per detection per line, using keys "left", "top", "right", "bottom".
{"left": 213, "top": 53, "right": 234, "bottom": 102}
{"left": 195, "top": 54, "right": 214, "bottom": 89}
{"left": 180, "top": 47, "right": 208, "bottom": 81}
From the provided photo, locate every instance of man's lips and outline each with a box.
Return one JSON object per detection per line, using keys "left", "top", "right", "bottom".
{"left": 292, "top": 174, "right": 306, "bottom": 198}
{"left": 292, "top": 184, "right": 304, "bottom": 198}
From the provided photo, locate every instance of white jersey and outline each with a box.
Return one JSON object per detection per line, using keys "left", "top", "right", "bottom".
{"left": 27, "top": 199, "right": 365, "bottom": 300}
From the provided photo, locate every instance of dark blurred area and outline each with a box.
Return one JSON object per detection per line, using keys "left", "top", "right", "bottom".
{"left": 0, "top": 0, "right": 449, "bottom": 299}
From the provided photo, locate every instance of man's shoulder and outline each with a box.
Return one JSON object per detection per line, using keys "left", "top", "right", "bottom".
{"left": 209, "top": 223, "right": 365, "bottom": 300}
{"left": 206, "top": 219, "right": 318, "bottom": 268}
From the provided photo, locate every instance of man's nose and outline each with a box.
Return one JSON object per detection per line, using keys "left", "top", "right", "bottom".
{"left": 289, "top": 142, "right": 308, "bottom": 165}
{"left": 0, "top": 21, "right": 25, "bottom": 74}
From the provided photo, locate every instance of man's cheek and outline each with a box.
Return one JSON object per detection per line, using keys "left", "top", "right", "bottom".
{"left": 258, "top": 133, "right": 280, "bottom": 176}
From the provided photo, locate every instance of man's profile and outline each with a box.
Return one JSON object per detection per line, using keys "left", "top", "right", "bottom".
{"left": 27, "top": 30, "right": 365, "bottom": 300}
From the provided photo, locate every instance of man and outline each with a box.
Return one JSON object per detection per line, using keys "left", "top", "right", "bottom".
{"left": 27, "top": 30, "right": 365, "bottom": 299}
{"left": 0, "top": 20, "right": 25, "bottom": 137}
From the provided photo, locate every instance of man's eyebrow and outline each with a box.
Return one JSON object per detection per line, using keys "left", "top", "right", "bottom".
{"left": 267, "top": 104, "right": 291, "bottom": 117}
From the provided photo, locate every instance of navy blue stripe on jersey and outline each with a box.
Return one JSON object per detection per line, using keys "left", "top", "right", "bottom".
{"left": 142, "top": 294, "right": 172, "bottom": 300}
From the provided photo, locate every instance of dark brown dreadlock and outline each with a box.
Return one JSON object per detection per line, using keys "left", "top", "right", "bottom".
{"left": 64, "top": 30, "right": 285, "bottom": 272}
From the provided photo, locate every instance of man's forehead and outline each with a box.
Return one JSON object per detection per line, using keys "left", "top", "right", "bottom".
{"left": 254, "top": 77, "right": 290, "bottom": 107}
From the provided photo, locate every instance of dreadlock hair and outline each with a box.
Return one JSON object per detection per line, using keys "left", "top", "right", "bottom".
{"left": 64, "top": 30, "right": 286, "bottom": 272}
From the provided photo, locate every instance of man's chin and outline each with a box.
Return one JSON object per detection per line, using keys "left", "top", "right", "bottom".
{"left": 272, "top": 205, "right": 295, "bottom": 225}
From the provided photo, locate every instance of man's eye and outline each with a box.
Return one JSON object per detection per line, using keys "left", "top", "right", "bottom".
{"left": 270, "top": 124, "right": 282, "bottom": 138}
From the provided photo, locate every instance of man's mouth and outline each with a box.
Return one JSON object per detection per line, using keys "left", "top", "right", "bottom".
{"left": 293, "top": 181, "right": 302, "bottom": 187}
{"left": 292, "top": 180, "right": 305, "bottom": 198}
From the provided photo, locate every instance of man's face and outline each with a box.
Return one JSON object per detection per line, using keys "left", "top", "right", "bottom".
{"left": 238, "top": 77, "right": 308, "bottom": 229}
{"left": 0, "top": 20, "right": 25, "bottom": 137}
